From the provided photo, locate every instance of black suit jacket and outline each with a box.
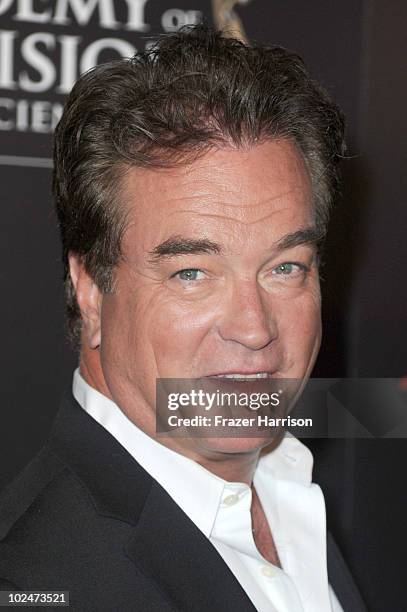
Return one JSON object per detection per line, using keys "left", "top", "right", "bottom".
{"left": 0, "top": 391, "right": 367, "bottom": 611}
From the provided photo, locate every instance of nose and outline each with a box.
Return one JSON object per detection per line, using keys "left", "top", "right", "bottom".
{"left": 217, "top": 279, "right": 277, "bottom": 351}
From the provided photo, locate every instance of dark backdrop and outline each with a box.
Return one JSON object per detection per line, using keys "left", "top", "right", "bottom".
{"left": 1, "top": 1, "right": 406, "bottom": 610}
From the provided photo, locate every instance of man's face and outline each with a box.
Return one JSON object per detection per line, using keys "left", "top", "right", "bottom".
{"left": 95, "top": 140, "right": 322, "bottom": 457}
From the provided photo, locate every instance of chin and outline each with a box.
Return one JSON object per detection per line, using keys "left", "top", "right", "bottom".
{"left": 199, "top": 434, "right": 283, "bottom": 456}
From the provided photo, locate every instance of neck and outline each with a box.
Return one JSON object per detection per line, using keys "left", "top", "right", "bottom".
{"left": 193, "top": 451, "right": 260, "bottom": 485}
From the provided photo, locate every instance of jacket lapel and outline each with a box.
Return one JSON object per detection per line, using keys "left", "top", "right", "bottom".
{"left": 327, "top": 532, "right": 367, "bottom": 612}
{"left": 125, "top": 479, "right": 256, "bottom": 612}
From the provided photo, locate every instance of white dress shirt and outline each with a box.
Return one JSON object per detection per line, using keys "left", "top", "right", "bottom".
{"left": 73, "top": 369, "right": 343, "bottom": 612}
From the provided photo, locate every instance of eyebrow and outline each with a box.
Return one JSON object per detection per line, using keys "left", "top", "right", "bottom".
{"left": 276, "top": 226, "right": 326, "bottom": 251}
{"left": 148, "top": 226, "right": 325, "bottom": 263}
{"left": 148, "top": 237, "right": 221, "bottom": 262}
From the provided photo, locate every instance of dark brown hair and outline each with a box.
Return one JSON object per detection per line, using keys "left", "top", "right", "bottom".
{"left": 53, "top": 24, "right": 346, "bottom": 347}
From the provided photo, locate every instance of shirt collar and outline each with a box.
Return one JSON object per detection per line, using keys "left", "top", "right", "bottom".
{"left": 257, "top": 432, "right": 314, "bottom": 487}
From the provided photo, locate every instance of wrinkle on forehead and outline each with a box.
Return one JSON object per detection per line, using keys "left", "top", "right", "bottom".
{"left": 165, "top": 208, "right": 295, "bottom": 227}
{"left": 159, "top": 185, "right": 306, "bottom": 207}
{"left": 154, "top": 181, "right": 311, "bottom": 226}
{"left": 165, "top": 171, "right": 310, "bottom": 208}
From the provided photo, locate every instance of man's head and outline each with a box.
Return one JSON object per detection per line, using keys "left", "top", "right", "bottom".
{"left": 54, "top": 25, "right": 345, "bottom": 460}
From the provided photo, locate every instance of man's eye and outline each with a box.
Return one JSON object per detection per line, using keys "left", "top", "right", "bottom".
{"left": 174, "top": 269, "right": 205, "bottom": 281}
{"left": 272, "top": 262, "right": 306, "bottom": 276}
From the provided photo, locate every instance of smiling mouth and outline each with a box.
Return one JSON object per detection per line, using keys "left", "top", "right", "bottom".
{"left": 207, "top": 372, "right": 275, "bottom": 381}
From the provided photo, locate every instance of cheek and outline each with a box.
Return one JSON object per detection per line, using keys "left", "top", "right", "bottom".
{"left": 99, "top": 291, "right": 135, "bottom": 372}
{"left": 147, "top": 297, "right": 218, "bottom": 373}
{"left": 275, "top": 288, "right": 322, "bottom": 361}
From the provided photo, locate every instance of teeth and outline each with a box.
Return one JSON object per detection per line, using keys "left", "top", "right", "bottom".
{"left": 213, "top": 372, "right": 270, "bottom": 379}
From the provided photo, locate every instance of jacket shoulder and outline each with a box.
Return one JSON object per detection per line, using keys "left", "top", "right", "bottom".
{"left": 0, "top": 445, "right": 129, "bottom": 591}
{"left": 0, "top": 446, "right": 67, "bottom": 541}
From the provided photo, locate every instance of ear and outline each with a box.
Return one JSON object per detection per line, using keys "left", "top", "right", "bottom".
{"left": 68, "top": 253, "right": 102, "bottom": 349}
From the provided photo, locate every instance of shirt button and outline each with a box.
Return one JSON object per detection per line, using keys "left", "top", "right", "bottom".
{"left": 222, "top": 493, "right": 239, "bottom": 506}
{"left": 261, "top": 565, "right": 277, "bottom": 578}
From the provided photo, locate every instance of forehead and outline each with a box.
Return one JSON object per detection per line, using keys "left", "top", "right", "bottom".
{"left": 120, "top": 140, "right": 314, "bottom": 253}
